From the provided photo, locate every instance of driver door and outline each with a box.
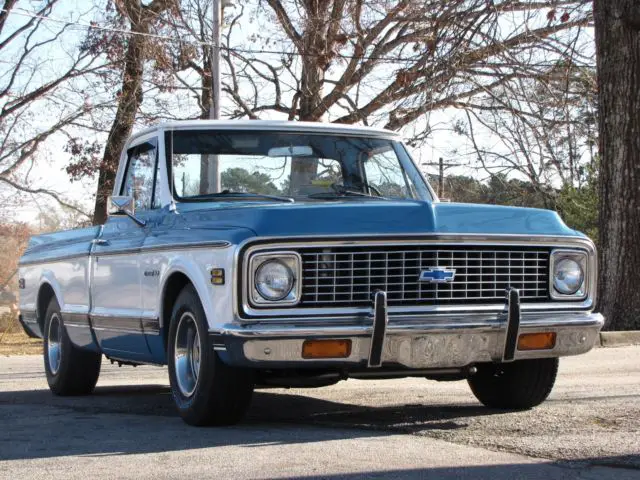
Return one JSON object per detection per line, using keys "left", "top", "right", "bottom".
{"left": 90, "top": 138, "right": 160, "bottom": 362}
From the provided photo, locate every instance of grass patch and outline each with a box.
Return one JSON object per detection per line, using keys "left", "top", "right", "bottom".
{"left": 0, "top": 332, "right": 42, "bottom": 355}
{"left": 0, "top": 314, "right": 42, "bottom": 355}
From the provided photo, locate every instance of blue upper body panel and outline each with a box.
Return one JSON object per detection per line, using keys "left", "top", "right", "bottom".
{"left": 20, "top": 226, "right": 101, "bottom": 265}
{"left": 19, "top": 199, "right": 582, "bottom": 266}
{"left": 166, "top": 199, "right": 581, "bottom": 239}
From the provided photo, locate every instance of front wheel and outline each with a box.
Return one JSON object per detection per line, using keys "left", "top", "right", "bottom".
{"left": 468, "top": 358, "right": 558, "bottom": 410}
{"left": 43, "top": 297, "right": 101, "bottom": 395}
{"left": 167, "top": 285, "right": 254, "bottom": 426}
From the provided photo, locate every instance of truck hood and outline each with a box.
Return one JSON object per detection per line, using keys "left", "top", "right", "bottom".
{"left": 173, "top": 200, "right": 580, "bottom": 238}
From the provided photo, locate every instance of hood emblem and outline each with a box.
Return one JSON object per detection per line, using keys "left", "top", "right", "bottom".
{"left": 419, "top": 267, "right": 456, "bottom": 284}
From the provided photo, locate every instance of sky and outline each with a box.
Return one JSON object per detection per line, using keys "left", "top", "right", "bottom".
{"left": 0, "top": 0, "right": 595, "bottom": 224}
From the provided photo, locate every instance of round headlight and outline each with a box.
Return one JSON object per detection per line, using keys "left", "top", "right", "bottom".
{"left": 255, "top": 260, "right": 294, "bottom": 301}
{"left": 553, "top": 258, "right": 584, "bottom": 295}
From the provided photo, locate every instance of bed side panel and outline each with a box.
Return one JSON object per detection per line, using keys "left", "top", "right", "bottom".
{"left": 18, "top": 226, "right": 99, "bottom": 347}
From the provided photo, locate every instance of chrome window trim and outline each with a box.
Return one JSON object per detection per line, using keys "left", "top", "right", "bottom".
{"left": 549, "top": 249, "right": 589, "bottom": 300}
{"left": 166, "top": 130, "right": 432, "bottom": 204}
{"left": 234, "top": 234, "right": 597, "bottom": 320}
{"left": 113, "top": 131, "right": 161, "bottom": 201}
{"left": 248, "top": 251, "right": 302, "bottom": 306}
{"left": 397, "top": 143, "right": 437, "bottom": 201}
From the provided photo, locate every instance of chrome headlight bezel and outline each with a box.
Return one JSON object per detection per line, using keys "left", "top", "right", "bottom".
{"left": 249, "top": 252, "right": 301, "bottom": 306}
{"left": 549, "top": 249, "right": 588, "bottom": 300}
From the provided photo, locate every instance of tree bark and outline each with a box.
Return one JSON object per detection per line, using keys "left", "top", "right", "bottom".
{"left": 594, "top": 0, "right": 640, "bottom": 330}
{"left": 92, "top": 29, "right": 147, "bottom": 225}
{"left": 92, "top": 0, "right": 176, "bottom": 225}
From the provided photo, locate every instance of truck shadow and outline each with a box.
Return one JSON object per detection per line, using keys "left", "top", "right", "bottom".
{"left": 1, "top": 384, "right": 639, "bottom": 475}
{"left": 0, "top": 383, "right": 501, "bottom": 461}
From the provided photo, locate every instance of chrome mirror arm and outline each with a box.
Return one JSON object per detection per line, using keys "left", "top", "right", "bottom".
{"left": 120, "top": 209, "right": 146, "bottom": 227}
{"left": 108, "top": 196, "right": 146, "bottom": 227}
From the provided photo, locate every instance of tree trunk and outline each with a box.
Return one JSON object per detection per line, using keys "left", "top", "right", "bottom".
{"left": 92, "top": 28, "right": 147, "bottom": 225}
{"left": 297, "top": 1, "right": 328, "bottom": 121}
{"left": 594, "top": 0, "right": 640, "bottom": 330}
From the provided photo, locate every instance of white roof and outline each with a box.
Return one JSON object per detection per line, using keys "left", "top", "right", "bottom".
{"left": 129, "top": 119, "right": 400, "bottom": 143}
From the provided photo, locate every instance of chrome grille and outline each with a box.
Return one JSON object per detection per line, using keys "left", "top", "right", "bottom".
{"left": 300, "top": 246, "right": 550, "bottom": 307}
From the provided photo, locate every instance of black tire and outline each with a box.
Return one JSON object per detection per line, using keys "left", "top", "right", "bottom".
{"left": 43, "top": 297, "right": 101, "bottom": 395}
{"left": 167, "top": 284, "right": 254, "bottom": 426}
{"left": 468, "top": 358, "right": 558, "bottom": 409}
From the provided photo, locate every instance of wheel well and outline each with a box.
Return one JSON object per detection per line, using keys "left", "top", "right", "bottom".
{"left": 37, "top": 283, "right": 56, "bottom": 333}
{"left": 161, "top": 272, "right": 192, "bottom": 352}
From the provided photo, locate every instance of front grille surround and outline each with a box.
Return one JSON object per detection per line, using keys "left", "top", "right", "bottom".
{"left": 299, "top": 245, "right": 550, "bottom": 308}
{"left": 238, "top": 236, "right": 596, "bottom": 319}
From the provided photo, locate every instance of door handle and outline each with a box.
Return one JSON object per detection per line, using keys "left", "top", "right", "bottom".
{"left": 92, "top": 238, "right": 110, "bottom": 246}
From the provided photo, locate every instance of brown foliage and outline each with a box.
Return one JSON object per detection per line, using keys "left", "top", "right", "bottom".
{"left": 0, "top": 222, "right": 31, "bottom": 292}
{"left": 92, "top": 0, "right": 179, "bottom": 225}
{"left": 65, "top": 139, "right": 104, "bottom": 181}
{"left": 166, "top": 0, "right": 594, "bottom": 135}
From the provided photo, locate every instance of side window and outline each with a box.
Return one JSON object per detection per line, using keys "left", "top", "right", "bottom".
{"left": 363, "top": 149, "right": 414, "bottom": 199}
{"left": 121, "top": 141, "right": 158, "bottom": 211}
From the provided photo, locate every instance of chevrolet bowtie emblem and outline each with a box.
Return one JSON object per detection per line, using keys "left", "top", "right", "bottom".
{"left": 418, "top": 268, "right": 456, "bottom": 283}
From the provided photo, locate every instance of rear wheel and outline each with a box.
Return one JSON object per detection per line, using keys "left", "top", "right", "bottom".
{"left": 43, "top": 297, "right": 101, "bottom": 395}
{"left": 468, "top": 358, "right": 558, "bottom": 409}
{"left": 167, "top": 284, "right": 254, "bottom": 426}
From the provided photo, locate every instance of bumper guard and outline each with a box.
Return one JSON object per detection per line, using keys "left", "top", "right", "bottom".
{"left": 213, "top": 291, "right": 604, "bottom": 369}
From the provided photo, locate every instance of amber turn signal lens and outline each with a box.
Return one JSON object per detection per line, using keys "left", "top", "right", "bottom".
{"left": 210, "top": 268, "right": 225, "bottom": 285}
{"left": 302, "top": 339, "right": 352, "bottom": 359}
{"left": 517, "top": 332, "right": 556, "bottom": 351}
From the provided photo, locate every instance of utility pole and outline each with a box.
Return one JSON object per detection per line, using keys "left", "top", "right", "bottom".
{"left": 209, "top": 0, "right": 221, "bottom": 120}
{"left": 438, "top": 157, "right": 444, "bottom": 199}
{"left": 421, "top": 157, "right": 462, "bottom": 198}
{"left": 205, "top": 0, "right": 231, "bottom": 193}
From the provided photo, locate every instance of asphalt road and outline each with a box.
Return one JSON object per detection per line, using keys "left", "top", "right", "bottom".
{"left": 0, "top": 346, "right": 638, "bottom": 479}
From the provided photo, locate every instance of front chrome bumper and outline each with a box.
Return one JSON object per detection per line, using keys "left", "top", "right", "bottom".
{"left": 213, "top": 309, "right": 604, "bottom": 370}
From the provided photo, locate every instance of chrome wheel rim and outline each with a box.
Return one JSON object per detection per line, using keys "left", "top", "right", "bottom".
{"left": 174, "top": 312, "right": 201, "bottom": 397}
{"left": 47, "top": 313, "right": 62, "bottom": 375}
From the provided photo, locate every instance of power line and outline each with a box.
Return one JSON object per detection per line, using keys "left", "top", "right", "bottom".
{"left": 0, "top": 7, "right": 421, "bottom": 64}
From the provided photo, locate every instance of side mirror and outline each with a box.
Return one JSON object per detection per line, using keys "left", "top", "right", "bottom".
{"left": 107, "top": 196, "right": 146, "bottom": 227}
{"left": 109, "top": 196, "right": 135, "bottom": 215}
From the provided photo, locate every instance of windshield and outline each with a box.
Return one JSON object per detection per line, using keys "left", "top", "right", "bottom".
{"left": 166, "top": 130, "right": 430, "bottom": 202}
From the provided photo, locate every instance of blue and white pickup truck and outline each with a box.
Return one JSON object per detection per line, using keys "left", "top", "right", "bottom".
{"left": 18, "top": 120, "right": 604, "bottom": 426}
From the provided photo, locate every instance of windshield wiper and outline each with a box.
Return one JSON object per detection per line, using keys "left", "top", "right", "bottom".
{"left": 188, "top": 191, "right": 294, "bottom": 203}
{"left": 308, "top": 184, "right": 388, "bottom": 200}
{"left": 307, "top": 190, "right": 387, "bottom": 200}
